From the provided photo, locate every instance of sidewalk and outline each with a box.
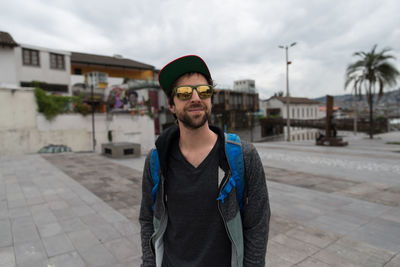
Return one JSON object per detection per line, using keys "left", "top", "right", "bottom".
{"left": 1, "top": 131, "right": 400, "bottom": 266}
{"left": 0, "top": 155, "right": 141, "bottom": 267}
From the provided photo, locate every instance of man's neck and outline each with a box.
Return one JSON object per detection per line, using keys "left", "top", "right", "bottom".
{"left": 178, "top": 122, "right": 217, "bottom": 150}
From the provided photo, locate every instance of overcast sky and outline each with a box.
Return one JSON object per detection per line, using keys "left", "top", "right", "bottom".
{"left": 1, "top": 0, "right": 399, "bottom": 99}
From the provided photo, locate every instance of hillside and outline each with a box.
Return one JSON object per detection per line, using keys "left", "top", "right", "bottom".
{"left": 314, "top": 89, "right": 400, "bottom": 109}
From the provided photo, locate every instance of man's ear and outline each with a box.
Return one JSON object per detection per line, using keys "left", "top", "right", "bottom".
{"left": 168, "top": 102, "right": 176, "bottom": 114}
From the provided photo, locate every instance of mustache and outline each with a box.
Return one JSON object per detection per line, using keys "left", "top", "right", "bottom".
{"left": 185, "top": 103, "right": 206, "bottom": 110}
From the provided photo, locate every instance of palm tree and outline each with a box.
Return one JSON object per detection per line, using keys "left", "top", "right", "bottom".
{"left": 345, "top": 44, "right": 399, "bottom": 139}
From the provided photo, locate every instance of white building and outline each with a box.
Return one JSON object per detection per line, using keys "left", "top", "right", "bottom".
{"left": 0, "top": 31, "right": 71, "bottom": 95}
{"left": 233, "top": 79, "right": 256, "bottom": 94}
{"left": 260, "top": 96, "right": 322, "bottom": 141}
{"left": 261, "top": 96, "right": 320, "bottom": 119}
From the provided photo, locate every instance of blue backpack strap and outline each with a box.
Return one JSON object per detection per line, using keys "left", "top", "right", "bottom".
{"left": 216, "top": 133, "right": 246, "bottom": 210}
{"left": 150, "top": 149, "right": 160, "bottom": 211}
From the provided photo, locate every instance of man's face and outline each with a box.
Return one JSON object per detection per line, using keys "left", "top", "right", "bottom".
{"left": 169, "top": 73, "right": 212, "bottom": 129}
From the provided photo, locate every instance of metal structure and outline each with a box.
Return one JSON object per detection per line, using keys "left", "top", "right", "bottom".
{"left": 279, "top": 42, "right": 297, "bottom": 141}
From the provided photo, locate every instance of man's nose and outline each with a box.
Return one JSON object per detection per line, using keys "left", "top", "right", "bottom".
{"left": 190, "top": 89, "right": 201, "bottom": 101}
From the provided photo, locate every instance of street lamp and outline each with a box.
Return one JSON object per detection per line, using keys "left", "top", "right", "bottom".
{"left": 279, "top": 42, "right": 296, "bottom": 141}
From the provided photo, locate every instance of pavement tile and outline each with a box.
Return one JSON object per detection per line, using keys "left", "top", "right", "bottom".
{"left": 8, "top": 207, "right": 30, "bottom": 219}
{"left": 71, "top": 205, "right": 96, "bottom": 217}
{"left": 384, "top": 253, "right": 400, "bottom": 267}
{"left": 59, "top": 217, "right": 88, "bottom": 233}
{"left": 67, "top": 229, "right": 101, "bottom": 252}
{"left": 103, "top": 238, "right": 139, "bottom": 263}
{"left": 312, "top": 248, "right": 364, "bottom": 267}
{"left": 42, "top": 233, "right": 75, "bottom": 257}
{"left": 98, "top": 209, "right": 128, "bottom": 224}
{"left": 268, "top": 214, "right": 300, "bottom": 238}
{"left": 336, "top": 200, "right": 392, "bottom": 219}
{"left": 80, "top": 213, "right": 108, "bottom": 226}
{"left": 48, "top": 251, "right": 86, "bottom": 267}
{"left": 0, "top": 246, "right": 15, "bottom": 267}
{"left": 381, "top": 207, "right": 400, "bottom": 223}
{"left": 286, "top": 225, "right": 340, "bottom": 248}
{"left": 112, "top": 221, "right": 140, "bottom": 236}
{"left": 29, "top": 204, "right": 50, "bottom": 214}
{"left": 271, "top": 233, "right": 320, "bottom": 258}
{"left": 12, "top": 221, "right": 40, "bottom": 245}
{"left": 25, "top": 196, "right": 46, "bottom": 206}
{"left": 18, "top": 259, "right": 49, "bottom": 267}
{"left": 91, "top": 223, "right": 122, "bottom": 243}
{"left": 346, "top": 218, "right": 400, "bottom": 252}
{"left": 7, "top": 198, "right": 27, "bottom": 209}
{"left": 14, "top": 240, "right": 46, "bottom": 266}
{"left": 334, "top": 238, "right": 395, "bottom": 265}
{"left": 307, "top": 214, "right": 363, "bottom": 236}
{"left": 79, "top": 244, "right": 117, "bottom": 266}
{"left": 0, "top": 219, "right": 12, "bottom": 248}
{"left": 266, "top": 240, "right": 311, "bottom": 264}
{"left": 295, "top": 256, "right": 332, "bottom": 267}
{"left": 31, "top": 210, "right": 58, "bottom": 225}
{"left": 0, "top": 207, "right": 8, "bottom": 220}
{"left": 316, "top": 238, "right": 394, "bottom": 267}
{"left": 52, "top": 207, "right": 76, "bottom": 221}
{"left": 48, "top": 200, "right": 69, "bottom": 211}
{"left": 37, "top": 222, "right": 63, "bottom": 238}
{"left": 115, "top": 257, "right": 142, "bottom": 267}
{"left": 265, "top": 252, "right": 293, "bottom": 267}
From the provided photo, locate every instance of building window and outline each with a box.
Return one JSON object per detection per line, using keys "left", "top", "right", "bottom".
{"left": 292, "top": 108, "right": 295, "bottom": 118}
{"left": 50, "top": 53, "right": 65, "bottom": 70}
{"left": 22, "top": 48, "right": 40, "bottom": 66}
{"left": 74, "top": 68, "right": 82, "bottom": 75}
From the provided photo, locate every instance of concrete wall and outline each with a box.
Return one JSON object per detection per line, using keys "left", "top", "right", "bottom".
{"left": 0, "top": 87, "right": 155, "bottom": 156}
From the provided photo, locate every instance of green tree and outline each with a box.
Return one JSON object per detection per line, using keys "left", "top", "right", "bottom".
{"left": 345, "top": 44, "right": 399, "bottom": 138}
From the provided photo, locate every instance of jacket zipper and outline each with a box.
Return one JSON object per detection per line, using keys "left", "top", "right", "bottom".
{"left": 149, "top": 175, "right": 167, "bottom": 257}
{"left": 217, "top": 169, "right": 239, "bottom": 266}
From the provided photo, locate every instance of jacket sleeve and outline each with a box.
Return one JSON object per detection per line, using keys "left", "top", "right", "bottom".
{"left": 241, "top": 143, "right": 271, "bottom": 267}
{"left": 139, "top": 151, "right": 156, "bottom": 267}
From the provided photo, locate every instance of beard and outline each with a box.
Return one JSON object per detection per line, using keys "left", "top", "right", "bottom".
{"left": 176, "top": 103, "right": 210, "bottom": 129}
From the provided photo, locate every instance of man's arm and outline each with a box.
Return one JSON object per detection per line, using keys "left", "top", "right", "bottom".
{"left": 241, "top": 143, "right": 271, "bottom": 267}
{"left": 139, "top": 151, "right": 156, "bottom": 267}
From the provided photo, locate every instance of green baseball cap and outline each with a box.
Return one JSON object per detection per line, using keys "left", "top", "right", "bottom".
{"left": 158, "top": 55, "right": 212, "bottom": 97}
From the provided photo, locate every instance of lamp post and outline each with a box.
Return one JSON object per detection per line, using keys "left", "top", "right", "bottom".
{"left": 279, "top": 42, "right": 296, "bottom": 141}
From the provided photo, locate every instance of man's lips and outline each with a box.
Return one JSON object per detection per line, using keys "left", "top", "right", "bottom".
{"left": 186, "top": 105, "right": 204, "bottom": 112}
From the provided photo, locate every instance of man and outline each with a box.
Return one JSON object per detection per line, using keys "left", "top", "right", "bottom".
{"left": 139, "top": 55, "right": 270, "bottom": 267}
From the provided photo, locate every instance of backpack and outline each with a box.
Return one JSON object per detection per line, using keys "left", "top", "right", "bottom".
{"left": 150, "top": 133, "right": 246, "bottom": 211}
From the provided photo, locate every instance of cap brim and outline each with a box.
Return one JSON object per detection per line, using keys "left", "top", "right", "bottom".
{"left": 158, "top": 55, "right": 211, "bottom": 96}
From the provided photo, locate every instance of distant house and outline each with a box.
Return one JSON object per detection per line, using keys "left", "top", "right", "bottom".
{"left": 70, "top": 52, "right": 156, "bottom": 86}
{"left": 233, "top": 79, "right": 256, "bottom": 94}
{"left": 0, "top": 31, "right": 71, "bottom": 94}
{"left": 260, "top": 96, "right": 320, "bottom": 120}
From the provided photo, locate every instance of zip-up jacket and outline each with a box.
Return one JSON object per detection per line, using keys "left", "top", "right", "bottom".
{"left": 139, "top": 125, "right": 270, "bottom": 267}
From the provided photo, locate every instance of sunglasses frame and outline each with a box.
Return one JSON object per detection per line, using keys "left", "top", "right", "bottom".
{"left": 172, "top": 84, "right": 214, "bottom": 100}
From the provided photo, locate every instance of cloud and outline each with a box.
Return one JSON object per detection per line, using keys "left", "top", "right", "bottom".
{"left": 1, "top": 0, "right": 399, "bottom": 99}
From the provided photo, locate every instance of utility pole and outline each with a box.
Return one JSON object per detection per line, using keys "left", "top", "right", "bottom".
{"left": 88, "top": 72, "right": 96, "bottom": 152}
{"left": 279, "top": 42, "right": 297, "bottom": 141}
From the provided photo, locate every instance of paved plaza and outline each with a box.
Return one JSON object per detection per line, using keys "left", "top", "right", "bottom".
{"left": 1, "top": 131, "right": 400, "bottom": 266}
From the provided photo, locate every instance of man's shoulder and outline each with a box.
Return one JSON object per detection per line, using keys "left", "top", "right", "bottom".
{"left": 240, "top": 140, "right": 257, "bottom": 155}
